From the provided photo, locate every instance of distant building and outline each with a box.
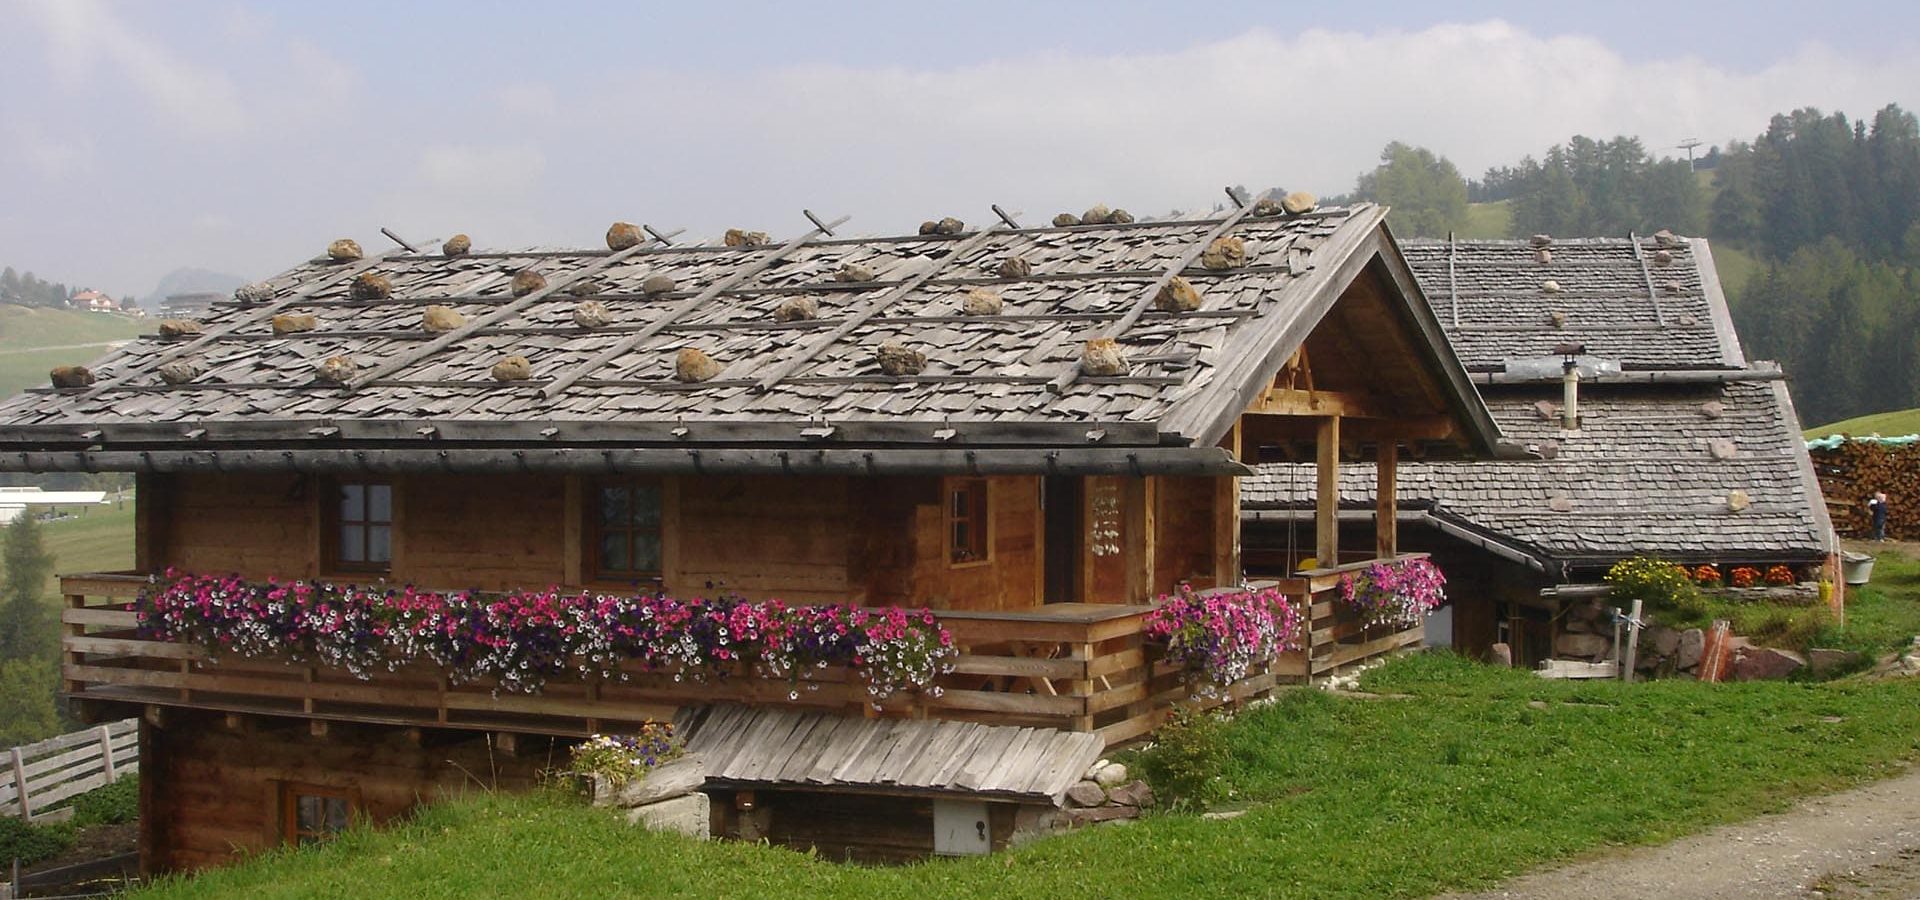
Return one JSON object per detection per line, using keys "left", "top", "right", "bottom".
{"left": 159, "top": 292, "right": 223, "bottom": 319}
{"left": 70, "top": 289, "right": 118, "bottom": 312}
{"left": 0, "top": 485, "right": 108, "bottom": 524}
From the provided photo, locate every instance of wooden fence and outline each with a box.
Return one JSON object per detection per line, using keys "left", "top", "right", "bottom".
{"left": 0, "top": 719, "right": 137, "bottom": 822}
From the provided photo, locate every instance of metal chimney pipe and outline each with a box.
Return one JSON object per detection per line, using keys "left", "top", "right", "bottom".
{"left": 1562, "top": 359, "right": 1580, "bottom": 430}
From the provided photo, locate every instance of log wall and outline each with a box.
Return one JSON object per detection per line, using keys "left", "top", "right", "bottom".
{"left": 140, "top": 714, "right": 544, "bottom": 874}
{"left": 141, "top": 472, "right": 1062, "bottom": 611}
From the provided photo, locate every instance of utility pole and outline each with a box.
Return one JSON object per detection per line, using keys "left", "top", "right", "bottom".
{"left": 1676, "top": 138, "right": 1703, "bottom": 170}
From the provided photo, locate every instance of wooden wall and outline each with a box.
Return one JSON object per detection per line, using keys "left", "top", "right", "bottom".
{"left": 139, "top": 472, "right": 1051, "bottom": 612}
{"left": 163, "top": 474, "right": 314, "bottom": 578}
{"left": 1153, "top": 476, "right": 1219, "bottom": 595}
{"left": 140, "top": 715, "right": 544, "bottom": 873}
{"left": 402, "top": 475, "right": 568, "bottom": 591}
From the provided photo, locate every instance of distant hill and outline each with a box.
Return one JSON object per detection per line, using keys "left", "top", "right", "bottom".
{"left": 0, "top": 304, "right": 144, "bottom": 399}
{"left": 1807, "top": 407, "right": 1920, "bottom": 439}
{"left": 139, "top": 267, "right": 246, "bottom": 310}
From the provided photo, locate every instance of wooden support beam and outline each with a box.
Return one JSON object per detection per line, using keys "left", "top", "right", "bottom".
{"left": 1246, "top": 388, "right": 1394, "bottom": 419}
{"left": 1316, "top": 415, "right": 1340, "bottom": 564}
{"left": 133, "top": 473, "right": 171, "bottom": 574}
{"left": 753, "top": 223, "right": 1010, "bottom": 392}
{"left": 78, "top": 246, "right": 414, "bottom": 398}
{"left": 1214, "top": 421, "right": 1242, "bottom": 589}
{"left": 309, "top": 719, "right": 330, "bottom": 738}
{"left": 1376, "top": 441, "right": 1398, "bottom": 559}
{"left": 540, "top": 214, "right": 850, "bottom": 399}
{"left": 345, "top": 229, "right": 680, "bottom": 390}
{"left": 1048, "top": 198, "right": 1263, "bottom": 395}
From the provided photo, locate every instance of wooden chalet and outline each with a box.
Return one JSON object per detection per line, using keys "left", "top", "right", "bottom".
{"left": 1244, "top": 236, "right": 1834, "bottom": 667}
{"left": 0, "top": 201, "right": 1508, "bottom": 868}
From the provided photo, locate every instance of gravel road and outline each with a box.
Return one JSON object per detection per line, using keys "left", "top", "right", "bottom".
{"left": 1446, "top": 767, "right": 1920, "bottom": 899}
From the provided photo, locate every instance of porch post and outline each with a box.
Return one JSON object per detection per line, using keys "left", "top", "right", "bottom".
{"left": 1375, "top": 441, "right": 1398, "bottom": 559}
{"left": 1316, "top": 415, "right": 1340, "bottom": 564}
{"left": 1213, "top": 421, "right": 1242, "bottom": 589}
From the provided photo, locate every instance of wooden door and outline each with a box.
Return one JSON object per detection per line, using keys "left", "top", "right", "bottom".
{"left": 1042, "top": 476, "right": 1082, "bottom": 603}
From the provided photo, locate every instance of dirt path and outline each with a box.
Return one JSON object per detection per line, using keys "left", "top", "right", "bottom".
{"left": 1447, "top": 767, "right": 1920, "bottom": 899}
{"left": 0, "top": 339, "right": 131, "bottom": 355}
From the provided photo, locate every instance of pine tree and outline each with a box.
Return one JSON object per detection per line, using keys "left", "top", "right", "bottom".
{"left": 0, "top": 512, "right": 56, "bottom": 661}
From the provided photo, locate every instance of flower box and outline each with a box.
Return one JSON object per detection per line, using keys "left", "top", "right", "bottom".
{"left": 136, "top": 571, "right": 957, "bottom": 702}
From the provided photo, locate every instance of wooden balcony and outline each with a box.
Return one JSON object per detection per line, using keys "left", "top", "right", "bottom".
{"left": 59, "top": 564, "right": 1424, "bottom": 750}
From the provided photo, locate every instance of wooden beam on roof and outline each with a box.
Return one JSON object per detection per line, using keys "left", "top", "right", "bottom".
{"left": 342, "top": 227, "right": 684, "bottom": 391}
{"left": 78, "top": 245, "right": 419, "bottom": 399}
{"left": 537, "top": 214, "right": 851, "bottom": 399}
{"left": 1629, "top": 232, "right": 1667, "bottom": 327}
{"left": 751, "top": 221, "right": 1011, "bottom": 392}
{"left": 1047, "top": 198, "right": 1264, "bottom": 395}
{"left": 1246, "top": 388, "right": 1395, "bottom": 419}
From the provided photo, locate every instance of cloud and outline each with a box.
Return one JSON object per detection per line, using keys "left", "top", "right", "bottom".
{"left": 20, "top": 0, "right": 248, "bottom": 137}
{"left": 417, "top": 144, "right": 548, "bottom": 193}
{"left": 497, "top": 83, "right": 559, "bottom": 118}
{"left": 6, "top": 123, "right": 96, "bottom": 178}
{"left": 8, "top": 14, "right": 1920, "bottom": 298}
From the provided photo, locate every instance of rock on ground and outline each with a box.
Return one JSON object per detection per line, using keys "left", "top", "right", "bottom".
{"left": 626, "top": 792, "right": 710, "bottom": 839}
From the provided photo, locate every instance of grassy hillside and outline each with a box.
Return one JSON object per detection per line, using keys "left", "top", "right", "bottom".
{"left": 134, "top": 644, "right": 1920, "bottom": 899}
{"left": 1808, "top": 407, "right": 1920, "bottom": 438}
{"left": 0, "top": 305, "right": 143, "bottom": 399}
{"left": 0, "top": 499, "right": 138, "bottom": 605}
{"left": 1458, "top": 200, "right": 1512, "bottom": 238}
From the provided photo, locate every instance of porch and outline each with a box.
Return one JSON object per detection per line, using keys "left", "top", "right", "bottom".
{"left": 58, "top": 560, "right": 1424, "bottom": 750}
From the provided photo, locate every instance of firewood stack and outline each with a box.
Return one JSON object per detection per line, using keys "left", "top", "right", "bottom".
{"left": 1809, "top": 438, "right": 1920, "bottom": 539}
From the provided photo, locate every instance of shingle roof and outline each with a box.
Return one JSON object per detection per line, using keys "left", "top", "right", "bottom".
{"left": 1409, "top": 237, "right": 1743, "bottom": 371}
{"left": 0, "top": 205, "right": 1501, "bottom": 474}
{"left": 675, "top": 704, "right": 1103, "bottom": 803}
{"left": 1243, "top": 236, "right": 1831, "bottom": 568}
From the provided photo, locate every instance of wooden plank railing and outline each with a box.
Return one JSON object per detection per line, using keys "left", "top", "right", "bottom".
{"left": 57, "top": 567, "right": 1424, "bottom": 750}
{"left": 1, "top": 718, "right": 137, "bottom": 822}
{"left": 58, "top": 577, "right": 1268, "bottom": 749}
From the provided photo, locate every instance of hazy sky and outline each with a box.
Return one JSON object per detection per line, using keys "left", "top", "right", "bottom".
{"left": 3, "top": 0, "right": 1917, "bottom": 296}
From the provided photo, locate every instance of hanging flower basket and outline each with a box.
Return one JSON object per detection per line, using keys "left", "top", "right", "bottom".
{"left": 1336, "top": 558, "right": 1447, "bottom": 632}
{"left": 1143, "top": 584, "right": 1303, "bottom": 698}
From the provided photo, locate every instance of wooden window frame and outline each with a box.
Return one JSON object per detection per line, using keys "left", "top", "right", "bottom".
{"left": 321, "top": 478, "right": 393, "bottom": 575}
{"left": 946, "top": 477, "right": 992, "bottom": 568}
{"left": 279, "top": 781, "right": 358, "bottom": 846}
{"left": 586, "top": 477, "right": 666, "bottom": 584}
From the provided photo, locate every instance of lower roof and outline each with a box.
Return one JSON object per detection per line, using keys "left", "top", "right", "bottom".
{"left": 1243, "top": 374, "right": 1831, "bottom": 568}
{"left": 675, "top": 704, "right": 1103, "bottom": 805}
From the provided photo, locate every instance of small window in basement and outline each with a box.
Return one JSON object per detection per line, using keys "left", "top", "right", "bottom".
{"left": 281, "top": 783, "right": 354, "bottom": 846}
{"left": 948, "top": 478, "right": 990, "bottom": 565}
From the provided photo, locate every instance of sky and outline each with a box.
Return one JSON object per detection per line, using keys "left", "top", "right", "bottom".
{"left": 2, "top": 0, "right": 1918, "bottom": 297}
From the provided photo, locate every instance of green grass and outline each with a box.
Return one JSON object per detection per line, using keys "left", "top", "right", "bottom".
{"left": 1705, "top": 241, "right": 1763, "bottom": 305}
{"left": 20, "top": 499, "right": 138, "bottom": 603}
{"left": 132, "top": 650, "right": 1920, "bottom": 900}
{"left": 1458, "top": 201, "right": 1512, "bottom": 239}
{"left": 0, "top": 304, "right": 143, "bottom": 399}
{"left": 1808, "top": 407, "right": 1920, "bottom": 438}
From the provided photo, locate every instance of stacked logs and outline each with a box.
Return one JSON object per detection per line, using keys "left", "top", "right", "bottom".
{"left": 1809, "top": 438, "right": 1920, "bottom": 540}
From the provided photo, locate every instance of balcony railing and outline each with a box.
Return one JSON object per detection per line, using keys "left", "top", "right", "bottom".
{"left": 59, "top": 562, "right": 1426, "bottom": 749}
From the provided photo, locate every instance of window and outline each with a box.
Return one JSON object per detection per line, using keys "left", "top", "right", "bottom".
{"left": 947, "top": 478, "right": 989, "bottom": 565}
{"left": 281, "top": 783, "right": 354, "bottom": 846}
{"left": 590, "top": 479, "right": 663, "bottom": 580}
{"left": 325, "top": 480, "right": 392, "bottom": 573}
